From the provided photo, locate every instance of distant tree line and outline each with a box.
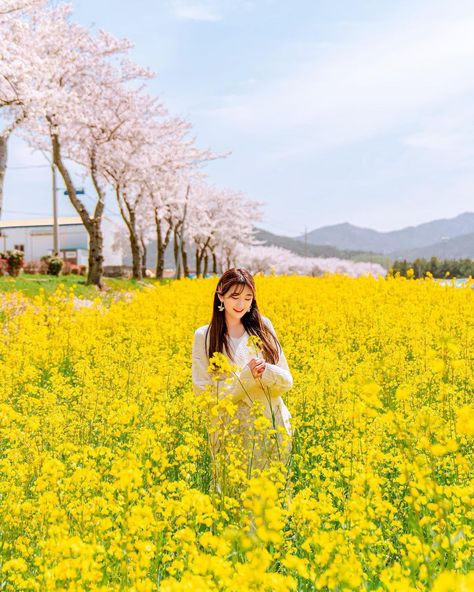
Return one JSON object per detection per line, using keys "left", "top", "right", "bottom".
{"left": 388, "top": 257, "right": 474, "bottom": 279}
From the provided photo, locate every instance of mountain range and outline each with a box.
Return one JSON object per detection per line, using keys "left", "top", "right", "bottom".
{"left": 289, "top": 211, "right": 474, "bottom": 259}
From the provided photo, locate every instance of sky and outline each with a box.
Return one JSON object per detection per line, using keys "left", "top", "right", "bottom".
{"left": 4, "top": 0, "right": 474, "bottom": 237}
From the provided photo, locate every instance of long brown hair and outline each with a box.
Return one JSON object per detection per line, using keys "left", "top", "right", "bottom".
{"left": 204, "top": 267, "right": 282, "bottom": 365}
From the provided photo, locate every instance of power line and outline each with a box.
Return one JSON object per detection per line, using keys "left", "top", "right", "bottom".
{"left": 9, "top": 164, "right": 50, "bottom": 170}
{"left": 3, "top": 196, "right": 120, "bottom": 221}
{"left": 81, "top": 192, "right": 122, "bottom": 218}
{"left": 3, "top": 194, "right": 121, "bottom": 221}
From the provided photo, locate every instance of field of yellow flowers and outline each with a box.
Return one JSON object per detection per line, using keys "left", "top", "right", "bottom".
{"left": 0, "top": 274, "right": 473, "bottom": 591}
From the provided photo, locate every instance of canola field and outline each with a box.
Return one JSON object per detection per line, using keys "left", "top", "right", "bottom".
{"left": 0, "top": 274, "right": 473, "bottom": 591}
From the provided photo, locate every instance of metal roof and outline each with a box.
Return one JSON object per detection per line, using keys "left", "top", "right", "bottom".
{"left": 0, "top": 216, "right": 83, "bottom": 229}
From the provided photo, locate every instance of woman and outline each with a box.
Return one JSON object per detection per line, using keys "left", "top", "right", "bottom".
{"left": 192, "top": 267, "right": 293, "bottom": 494}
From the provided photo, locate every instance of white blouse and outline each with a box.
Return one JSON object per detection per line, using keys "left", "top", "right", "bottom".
{"left": 192, "top": 315, "right": 293, "bottom": 436}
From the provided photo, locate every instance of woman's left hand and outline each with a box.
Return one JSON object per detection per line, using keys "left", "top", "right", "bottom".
{"left": 251, "top": 357, "right": 266, "bottom": 379}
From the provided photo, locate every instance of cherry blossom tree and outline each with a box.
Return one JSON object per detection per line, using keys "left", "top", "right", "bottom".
{"left": 13, "top": 3, "right": 153, "bottom": 286}
{"left": 150, "top": 173, "right": 200, "bottom": 280}
{"left": 56, "top": 84, "right": 156, "bottom": 286}
{"left": 213, "top": 189, "right": 265, "bottom": 272}
{"left": 0, "top": 0, "right": 46, "bottom": 221}
{"left": 233, "top": 242, "right": 387, "bottom": 277}
{"left": 148, "top": 174, "right": 190, "bottom": 280}
{"left": 102, "top": 106, "right": 214, "bottom": 280}
{"left": 0, "top": 0, "right": 44, "bottom": 15}
{"left": 183, "top": 183, "right": 265, "bottom": 277}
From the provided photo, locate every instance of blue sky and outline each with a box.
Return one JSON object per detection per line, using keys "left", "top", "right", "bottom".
{"left": 4, "top": 0, "right": 474, "bottom": 236}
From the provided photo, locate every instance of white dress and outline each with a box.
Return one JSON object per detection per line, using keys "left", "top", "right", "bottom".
{"left": 192, "top": 315, "right": 293, "bottom": 492}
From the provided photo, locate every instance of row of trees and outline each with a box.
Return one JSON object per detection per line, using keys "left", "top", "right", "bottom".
{"left": 0, "top": 0, "right": 264, "bottom": 287}
{"left": 389, "top": 257, "right": 474, "bottom": 279}
{"left": 226, "top": 243, "right": 387, "bottom": 278}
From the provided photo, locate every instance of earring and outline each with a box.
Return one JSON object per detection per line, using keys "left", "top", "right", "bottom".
{"left": 218, "top": 300, "right": 225, "bottom": 311}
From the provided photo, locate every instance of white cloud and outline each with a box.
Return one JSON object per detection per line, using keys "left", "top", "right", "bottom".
{"left": 169, "top": 0, "right": 255, "bottom": 22}
{"left": 171, "top": 1, "right": 221, "bottom": 22}
{"left": 397, "top": 97, "right": 474, "bottom": 178}
{"left": 200, "top": 2, "right": 474, "bottom": 152}
{"left": 404, "top": 128, "right": 467, "bottom": 155}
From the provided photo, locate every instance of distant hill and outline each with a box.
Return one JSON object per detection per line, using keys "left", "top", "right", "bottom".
{"left": 253, "top": 228, "right": 389, "bottom": 265}
{"left": 293, "top": 212, "right": 474, "bottom": 256}
{"left": 388, "top": 231, "right": 474, "bottom": 260}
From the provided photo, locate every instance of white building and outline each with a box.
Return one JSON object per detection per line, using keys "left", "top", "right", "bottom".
{"left": 0, "top": 215, "right": 123, "bottom": 267}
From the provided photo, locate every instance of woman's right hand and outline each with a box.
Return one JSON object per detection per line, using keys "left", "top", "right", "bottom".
{"left": 248, "top": 357, "right": 266, "bottom": 379}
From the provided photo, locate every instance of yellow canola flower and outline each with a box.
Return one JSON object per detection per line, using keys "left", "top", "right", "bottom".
{"left": 247, "top": 334, "right": 263, "bottom": 356}
{"left": 456, "top": 406, "right": 474, "bottom": 435}
{"left": 432, "top": 570, "right": 474, "bottom": 592}
{"left": 208, "top": 351, "right": 235, "bottom": 377}
{"left": 360, "top": 382, "right": 383, "bottom": 409}
{"left": 2, "top": 558, "right": 28, "bottom": 572}
{"left": 0, "top": 273, "right": 472, "bottom": 589}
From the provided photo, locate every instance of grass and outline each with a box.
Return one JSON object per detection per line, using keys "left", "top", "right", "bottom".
{"left": 0, "top": 273, "right": 175, "bottom": 299}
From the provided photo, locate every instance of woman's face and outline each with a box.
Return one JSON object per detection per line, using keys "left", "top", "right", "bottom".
{"left": 219, "top": 284, "right": 254, "bottom": 320}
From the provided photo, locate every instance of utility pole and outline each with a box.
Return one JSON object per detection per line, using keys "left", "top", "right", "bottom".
{"left": 175, "top": 184, "right": 190, "bottom": 280}
{"left": 52, "top": 160, "right": 59, "bottom": 256}
{"left": 44, "top": 148, "right": 82, "bottom": 258}
{"left": 304, "top": 225, "right": 307, "bottom": 257}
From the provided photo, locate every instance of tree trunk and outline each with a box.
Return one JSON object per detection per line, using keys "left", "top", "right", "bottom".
{"left": 0, "top": 113, "right": 25, "bottom": 226}
{"left": 212, "top": 251, "right": 217, "bottom": 274}
{"left": 113, "top": 186, "right": 142, "bottom": 281}
{"left": 154, "top": 210, "right": 173, "bottom": 280}
{"left": 203, "top": 253, "right": 209, "bottom": 277}
{"left": 129, "top": 212, "right": 142, "bottom": 280}
{"left": 88, "top": 220, "right": 104, "bottom": 288}
{"left": 155, "top": 212, "right": 164, "bottom": 279}
{"left": 140, "top": 234, "right": 147, "bottom": 277}
{"left": 174, "top": 184, "right": 189, "bottom": 280}
{"left": 195, "top": 236, "right": 212, "bottom": 278}
{"left": 51, "top": 127, "right": 105, "bottom": 289}
{"left": 0, "top": 134, "right": 8, "bottom": 226}
{"left": 88, "top": 150, "right": 106, "bottom": 287}
{"left": 174, "top": 224, "right": 181, "bottom": 279}
{"left": 195, "top": 248, "right": 201, "bottom": 278}
{"left": 181, "top": 239, "right": 189, "bottom": 278}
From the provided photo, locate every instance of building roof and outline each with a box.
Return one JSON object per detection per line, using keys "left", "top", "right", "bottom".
{"left": 0, "top": 216, "right": 84, "bottom": 229}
